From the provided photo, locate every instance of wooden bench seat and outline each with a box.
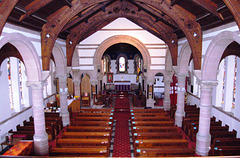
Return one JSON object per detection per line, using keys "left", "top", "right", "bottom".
{"left": 132, "top": 132, "right": 183, "bottom": 141}
{"left": 131, "top": 113, "right": 168, "bottom": 117}
{"left": 131, "top": 116, "right": 171, "bottom": 121}
{"left": 135, "top": 147, "right": 195, "bottom": 157}
{"left": 50, "top": 147, "right": 109, "bottom": 157}
{"left": 80, "top": 109, "right": 114, "bottom": 113}
{"left": 70, "top": 121, "right": 113, "bottom": 127}
{"left": 74, "top": 116, "right": 113, "bottom": 121}
{"left": 77, "top": 113, "right": 113, "bottom": 117}
{"left": 9, "top": 130, "right": 34, "bottom": 140}
{"left": 134, "top": 139, "right": 188, "bottom": 148}
{"left": 45, "top": 112, "right": 60, "bottom": 117}
{"left": 209, "top": 146, "right": 240, "bottom": 156}
{"left": 67, "top": 126, "right": 112, "bottom": 132}
{"left": 211, "top": 130, "right": 237, "bottom": 143}
{"left": 132, "top": 126, "right": 178, "bottom": 133}
{"left": 62, "top": 132, "right": 111, "bottom": 141}
{"left": 212, "top": 138, "right": 240, "bottom": 147}
{"left": 130, "top": 109, "right": 165, "bottom": 113}
{"left": 132, "top": 121, "right": 174, "bottom": 127}
{"left": 56, "top": 138, "right": 110, "bottom": 148}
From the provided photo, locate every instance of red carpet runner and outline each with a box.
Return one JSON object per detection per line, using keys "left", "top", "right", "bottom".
{"left": 112, "top": 97, "right": 131, "bottom": 157}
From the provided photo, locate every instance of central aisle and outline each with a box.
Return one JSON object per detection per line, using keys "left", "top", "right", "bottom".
{"left": 112, "top": 96, "right": 131, "bottom": 157}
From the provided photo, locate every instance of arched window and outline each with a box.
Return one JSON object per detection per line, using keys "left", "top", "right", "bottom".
{"left": 5, "top": 57, "right": 29, "bottom": 112}
{"left": 134, "top": 55, "right": 142, "bottom": 75}
{"left": 116, "top": 55, "right": 128, "bottom": 73}
{"left": 103, "top": 55, "right": 111, "bottom": 74}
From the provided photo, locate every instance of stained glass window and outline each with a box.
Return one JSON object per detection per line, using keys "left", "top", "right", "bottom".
{"left": 119, "top": 57, "right": 125, "bottom": 72}
{"left": 7, "top": 58, "right": 14, "bottom": 109}
{"left": 222, "top": 59, "right": 226, "bottom": 104}
{"left": 19, "top": 60, "right": 24, "bottom": 105}
{"left": 232, "top": 56, "right": 237, "bottom": 108}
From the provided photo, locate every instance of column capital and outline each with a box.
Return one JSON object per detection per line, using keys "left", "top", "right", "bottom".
{"left": 176, "top": 73, "right": 188, "bottom": 80}
{"left": 72, "top": 80, "right": 80, "bottom": 84}
{"left": 56, "top": 74, "right": 68, "bottom": 81}
{"left": 200, "top": 80, "right": 218, "bottom": 90}
{"left": 90, "top": 79, "right": 98, "bottom": 85}
{"left": 26, "top": 81, "right": 43, "bottom": 89}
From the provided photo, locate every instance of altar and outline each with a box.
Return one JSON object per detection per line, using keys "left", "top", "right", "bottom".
{"left": 114, "top": 81, "right": 131, "bottom": 91}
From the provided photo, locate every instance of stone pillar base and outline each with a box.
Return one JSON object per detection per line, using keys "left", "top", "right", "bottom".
{"left": 196, "top": 133, "right": 211, "bottom": 156}
{"left": 34, "top": 133, "right": 49, "bottom": 155}
{"left": 175, "top": 110, "right": 184, "bottom": 127}
{"left": 61, "top": 112, "right": 70, "bottom": 127}
{"left": 163, "top": 99, "right": 171, "bottom": 111}
{"left": 146, "top": 99, "right": 155, "bottom": 108}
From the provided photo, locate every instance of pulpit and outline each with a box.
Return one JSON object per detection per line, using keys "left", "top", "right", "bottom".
{"left": 114, "top": 81, "right": 131, "bottom": 91}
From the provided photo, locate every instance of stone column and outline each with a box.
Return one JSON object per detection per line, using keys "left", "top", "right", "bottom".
{"left": 163, "top": 79, "right": 171, "bottom": 111}
{"left": 57, "top": 74, "right": 70, "bottom": 127}
{"left": 196, "top": 80, "right": 218, "bottom": 156}
{"left": 146, "top": 80, "right": 154, "bottom": 108}
{"left": 72, "top": 70, "right": 80, "bottom": 97}
{"left": 175, "top": 74, "right": 187, "bottom": 127}
{"left": 26, "top": 81, "right": 48, "bottom": 155}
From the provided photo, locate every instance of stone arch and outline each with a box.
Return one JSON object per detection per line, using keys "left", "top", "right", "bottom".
{"left": 72, "top": 49, "right": 79, "bottom": 67}
{"left": 0, "top": 33, "right": 41, "bottom": 81}
{"left": 94, "top": 35, "right": 151, "bottom": 72}
{"left": 52, "top": 42, "right": 67, "bottom": 75}
{"left": 178, "top": 42, "right": 192, "bottom": 75}
{"left": 202, "top": 31, "right": 240, "bottom": 81}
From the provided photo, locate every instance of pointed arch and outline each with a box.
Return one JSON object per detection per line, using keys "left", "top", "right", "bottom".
{"left": 202, "top": 31, "right": 240, "bottom": 81}
{"left": 178, "top": 42, "right": 192, "bottom": 75}
{"left": 0, "top": 33, "right": 41, "bottom": 81}
{"left": 52, "top": 42, "right": 67, "bottom": 75}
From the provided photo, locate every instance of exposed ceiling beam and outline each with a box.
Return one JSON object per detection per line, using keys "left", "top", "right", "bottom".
{"left": 170, "top": 0, "right": 180, "bottom": 6}
{"left": 19, "top": 0, "right": 55, "bottom": 21}
{"left": 0, "top": 0, "right": 19, "bottom": 35}
{"left": 59, "top": 0, "right": 72, "bottom": 8}
{"left": 223, "top": 0, "right": 240, "bottom": 30}
{"left": 62, "top": 2, "right": 109, "bottom": 31}
{"left": 190, "top": 0, "right": 224, "bottom": 20}
{"left": 41, "top": 0, "right": 109, "bottom": 71}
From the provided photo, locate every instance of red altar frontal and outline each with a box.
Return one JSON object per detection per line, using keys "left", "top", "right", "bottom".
{"left": 114, "top": 81, "right": 131, "bottom": 91}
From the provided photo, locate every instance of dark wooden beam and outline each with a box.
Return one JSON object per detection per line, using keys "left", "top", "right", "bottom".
{"left": 62, "top": 2, "right": 109, "bottom": 31}
{"left": 170, "top": 0, "right": 180, "bottom": 6}
{"left": 223, "top": 0, "right": 240, "bottom": 30}
{"left": 19, "top": 0, "right": 54, "bottom": 21}
{"left": 135, "top": 0, "right": 202, "bottom": 70}
{"left": 0, "top": 0, "right": 19, "bottom": 35}
{"left": 190, "top": 0, "right": 224, "bottom": 20}
{"left": 59, "top": 0, "right": 72, "bottom": 7}
{"left": 41, "top": 0, "right": 109, "bottom": 71}
{"left": 66, "top": 0, "right": 178, "bottom": 67}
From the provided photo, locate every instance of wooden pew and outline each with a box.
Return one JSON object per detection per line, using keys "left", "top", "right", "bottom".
{"left": 80, "top": 109, "right": 114, "bottom": 113}
{"left": 8, "top": 130, "right": 34, "bottom": 140}
{"left": 134, "top": 139, "right": 189, "bottom": 148}
{"left": 131, "top": 113, "right": 168, "bottom": 117}
{"left": 212, "top": 138, "right": 240, "bottom": 147}
{"left": 16, "top": 125, "right": 55, "bottom": 140}
{"left": 211, "top": 130, "right": 237, "bottom": 143}
{"left": 70, "top": 121, "right": 113, "bottom": 127}
{"left": 132, "top": 132, "right": 183, "bottom": 141}
{"left": 132, "top": 121, "right": 174, "bottom": 127}
{"left": 210, "top": 146, "right": 240, "bottom": 156}
{"left": 67, "top": 126, "right": 112, "bottom": 132}
{"left": 45, "top": 112, "right": 60, "bottom": 117}
{"left": 135, "top": 148, "right": 195, "bottom": 157}
{"left": 130, "top": 109, "right": 166, "bottom": 113}
{"left": 73, "top": 116, "right": 113, "bottom": 121}
{"left": 50, "top": 147, "right": 109, "bottom": 157}
{"left": 132, "top": 126, "right": 178, "bottom": 133}
{"left": 62, "top": 132, "right": 111, "bottom": 142}
{"left": 77, "top": 113, "right": 113, "bottom": 117}
{"left": 56, "top": 138, "right": 110, "bottom": 149}
{"left": 131, "top": 116, "right": 171, "bottom": 121}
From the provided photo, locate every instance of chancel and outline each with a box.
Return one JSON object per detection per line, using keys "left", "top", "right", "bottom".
{"left": 0, "top": 0, "right": 240, "bottom": 157}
